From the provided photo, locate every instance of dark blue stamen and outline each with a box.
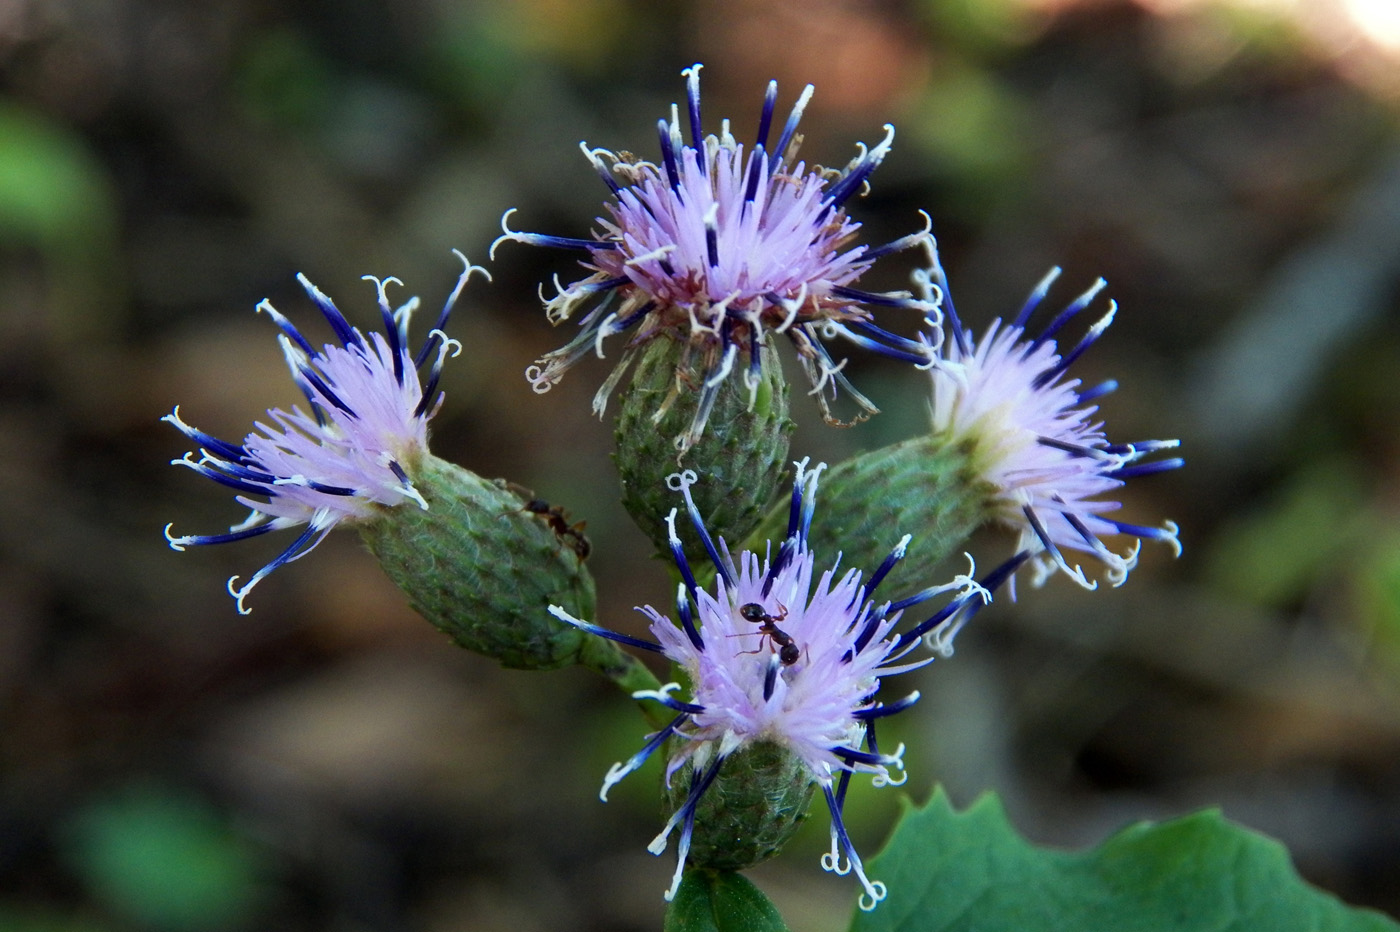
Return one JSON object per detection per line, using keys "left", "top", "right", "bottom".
{"left": 1037, "top": 436, "right": 1117, "bottom": 460}
{"left": 174, "top": 522, "right": 278, "bottom": 548}
{"left": 676, "top": 754, "right": 726, "bottom": 826}
{"left": 742, "top": 146, "right": 766, "bottom": 208}
{"left": 676, "top": 586, "right": 703, "bottom": 651}
{"left": 521, "top": 232, "right": 615, "bottom": 253}
{"left": 588, "top": 152, "right": 623, "bottom": 197}
{"left": 747, "top": 328, "right": 763, "bottom": 382}
{"left": 900, "top": 551, "right": 1028, "bottom": 645}
{"left": 762, "top": 654, "right": 779, "bottom": 702}
{"left": 832, "top": 767, "right": 852, "bottom": 811}
{"left": 166, "top": 420, "right": 251, "bottom": 465}
{"left": 822, "top": 154, "right": 881, "bottom": 212}
{"left": 1022, "top": 504, "right": 1072, "bottom": 570}
{"left": 260, "top": 309, "right": 317, "bottom": 357}
{"left": 370, "top": 283, "right": 406, "bottom": 384}
{"left": 569, "top": 617, "right": 666, "bottom": 653}
{"left": 1106, "top": 458, "right": 1185, "bottom": 479}
{"left": 1077, "top": 379, "right": 1118, "bottom": 404}
{"left": 612, "top": 300, "right": 657, "bottom": 336}
{"left": 851, "top": 606, "right": 886, "bottom": 656}
{"left": 838, "top": 328, "right": 934, "bottom": 366}
{"left": 755, "top": 80, "right": 777, "bottom": 151}
{"left": 647, "top": 691, "right": 705, "bottom": 715}
{"left": 658, "top": 119, "right": 681, "bottom": 190}
{"left": 1032, "top": 312, "right": 1112, "bottom": 389}
{"left": 833, "top": 747, "right": 890, "bottom": 768}
{"left": 853, "top": 692, "right": 920, "bottom": 720}
{"left": 1104, "top": 439, "right": 1178, "bottom": 456}
{"left": 925, "top": 243, "right": 970, "bottom": 354}
{"left": 625, "top": 714, "right": 689, "bottom": 771}
{"left": 1105, "top": 519, "right": 1175, "bottom": 541}
{"left": 706, "top": 219, "right": 720, "bottom": 268}
{"left": 830, "top": 285, "right": 921, "bottom": 309}
{"left": 862, "top": 537, "right": 907, "bottom": 596}
{"left": 413, "top": 382, "right": 442, "bottom": 420}
{"left": 863, "top": 229, "right": 929, "bottom": 262}
{"left": 1012, "top": 267, "right": 1062, "bottom": 330}
{"left": 297, "top": 275, "right": 363, "bottom": 349}
{"left": 297, "top": 365, "right": 357, "bottom": 418}
{"left": 1052, "top": 497, "right": 1104, "bottom": 550}
{"left": 667, "top": 519, "right": 706, "bottom": 607}
{"left": 684, "top": 67, "right": 704, "bottom": 156}
{"left": 682, "top": 479, "right": 736, "bottom": 591}
{"left": 303, "top": 481, "right": 356, "bottom": 496}
{"left": 253, "top": 522, "right": 325, "bottom": 578}
{"left": 770, "top": 94, "right": 805, "bottom": 169}
{"left": 1031, "top": 279, "right": 1105, "bottom": 350}
{"left": 185, "top": 464, "right": 275, "bottom": 497}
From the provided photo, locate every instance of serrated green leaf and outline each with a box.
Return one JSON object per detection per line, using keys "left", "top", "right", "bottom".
{"left": 664, "top": 870, "right": 790, "bottom": 932}
{"left": 852, "top": 788, "right": 1399, "bottom": 932}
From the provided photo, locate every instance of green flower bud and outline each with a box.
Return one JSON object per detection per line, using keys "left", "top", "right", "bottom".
{"left": 360, "top": 453, "right": 596, "bottom": 670}
{"left": 665, "top": 741, "right": 816, "bottom": 872}
{"left": 614, "top": 337, "right": 793, "bottom": 561}
{"left": 745, "top": 435, "right": 992, "bottom": 595}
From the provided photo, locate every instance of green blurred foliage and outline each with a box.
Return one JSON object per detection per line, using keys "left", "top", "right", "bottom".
{"left": 1205, "top": 458, "right": 1370, "bottom": 609}
{"left": 0, "top": 99, "right": 120, "bottom": 340}
{"left": 57, "top": 785, "right": 268, "bottom": 932}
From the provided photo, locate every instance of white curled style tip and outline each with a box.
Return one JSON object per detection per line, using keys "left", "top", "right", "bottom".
{"left": 226, "top": 575, "right": 257, "bottom": 616}
{"left": 631, "top": 682, "right": 684, "bottom": 703}
{"left": 857, "top": 880, "right": 888, "bottom": 913}
{"left": 870, "top": 743, "right": 908, "bottom": 788}
{"left": 162, "top": 524, "right": 188, "bottom": 551}
{"left": 665, "top": 469, "right": 699, "bottom": 493}
{"left": 361, "top": 274, "right": 404, "bottom": 309}
{"left": 822, "top": 836, "right": 851, "bottom": 875}
{"left": 524, "top": 364, "right": 555, "bottom": 394}
{"left": 1161, "top": 520, "right": 1184, "bottom": 558}
{"left": 430, "top": 329, "right": 463, "bottom": 360}
{"left": 953, "top": 552, "right": 990, "bottom": 604}
{"left": 489, "top": 208, "right": 523, "bottom": 261}
{"left": 449, "top": 247, "right": 492, "bottom": 286}
{"left": 599, "top": 761, "right": 631, "bottom": 803}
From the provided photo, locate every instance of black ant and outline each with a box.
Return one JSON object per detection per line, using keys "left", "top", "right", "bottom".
{"left": 521, "top": 497, "right": 591, "bottom": 561}
{"left": 737, "top": 602, "right": 801, "bottom": 666}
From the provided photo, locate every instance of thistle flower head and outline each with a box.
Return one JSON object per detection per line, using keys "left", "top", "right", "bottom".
{"left": 551, "top": 460, "right": 990, "bottom": 910}
{"left": 494, "top": 63, "right": 938, "bottom": 450}
{"left": 921, "top": 241, "right": 1182, "bottom": 590}
{"left": 164, "top": 252, "right": 487, "bottom": 613}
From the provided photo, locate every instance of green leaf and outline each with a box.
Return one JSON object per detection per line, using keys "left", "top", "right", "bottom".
{"left": 664, "top": 870, "right": 790, "bottom": 932}
{"left": 852, "top": 788, "right": 1399, "bottom": 932}
{"left": 58, "top": 784, "right": 265, "bottom": 932}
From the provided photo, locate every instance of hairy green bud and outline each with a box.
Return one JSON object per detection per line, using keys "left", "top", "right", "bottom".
{"left": 360, "top": 454, "right": 596, "bottom": 670}
{"left": 745, "top": 435, "right": 994, "bottom": 594}
{"left": 614, "top": 337, "right": 793, "bottom": 561}
{"left": 665, "top": 741, "right": 816, "bottom": 872}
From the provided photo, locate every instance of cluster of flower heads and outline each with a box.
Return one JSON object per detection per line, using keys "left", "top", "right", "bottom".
{"left": 164, "top": 252, "right": 485, "bottom": 613}
{"left": 915, "top": 240, "right": 1183, "bottom": 591}
{"left": 494, "top": 63, "right": 939, "bottom": 449}
{"left": 550, "top": 459, "right": 992, "bottom": 909}
{"left": 160, "top": 62, "right": 1188, "bottom": 916}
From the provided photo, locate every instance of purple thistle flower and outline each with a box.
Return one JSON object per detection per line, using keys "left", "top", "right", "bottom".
{"left": 164, "top": 251, "right": 487, "bottom": 613}
{"left": 550, "top": 459, "right": 989, "bottom": 910}
{"left": 493, "top": 63, "right": 938, "bottom": 449}
{"left": 920, "top": 240, "right": 1182, "bottom": 591}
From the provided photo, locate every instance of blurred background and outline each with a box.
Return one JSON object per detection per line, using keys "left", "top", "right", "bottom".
{"left": 2, "top": 0, "right": 1399, "bottom": 929}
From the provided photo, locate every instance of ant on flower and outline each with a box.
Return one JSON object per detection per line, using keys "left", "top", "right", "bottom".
{"left": 737, "top": 602, "right": 801, "bottom": 666}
